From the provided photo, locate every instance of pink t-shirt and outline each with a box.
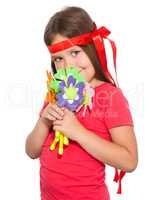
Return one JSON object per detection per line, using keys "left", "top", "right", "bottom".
{"left": 39, "top": 82, "right": 134, "bottom": 200}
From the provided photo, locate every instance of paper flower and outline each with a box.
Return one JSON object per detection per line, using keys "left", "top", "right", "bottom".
{"left": 46, "top": 67, "right": 95, "bottom": 155}
{"left": 56, "top": 75, "right": 85, "bottom": 111}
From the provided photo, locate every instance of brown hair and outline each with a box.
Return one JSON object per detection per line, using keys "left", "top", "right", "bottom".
{"left": 44, "top": 6, "right": 112, "bottom": 84}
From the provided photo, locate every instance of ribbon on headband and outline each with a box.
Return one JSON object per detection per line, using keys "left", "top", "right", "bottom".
{"left": 47, "top": 23, "right": 118, "bottom": 87}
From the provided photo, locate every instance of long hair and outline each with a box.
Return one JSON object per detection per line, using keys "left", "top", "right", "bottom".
{"left": 44, "top": 6, "right": 113, "bottom": 84}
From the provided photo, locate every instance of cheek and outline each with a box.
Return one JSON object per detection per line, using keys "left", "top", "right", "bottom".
{"left": 87, "top": 67, "right": 96, "bottom": 78}
{"left": 75, "top": 54, "right": 89, "bottom": 66}
{"left": 77, "top": 54, "right": 95, "bottom": 73}
{"left": 54, "top": 61, "right": 65, "bottom": 69}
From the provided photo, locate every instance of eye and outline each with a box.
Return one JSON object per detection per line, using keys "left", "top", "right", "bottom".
{"left": 71, "top": 50, "right": 80, "bottom": 57}
{"left": 54, "top": 57, "right": 63, "bottom": 63}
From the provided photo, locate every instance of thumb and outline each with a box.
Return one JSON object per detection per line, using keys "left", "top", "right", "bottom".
{"left": 61, "top": 107, "right": 66, "bottom": 111}
{"left": 64, "top": 107, "right": 70, "bottom": 113}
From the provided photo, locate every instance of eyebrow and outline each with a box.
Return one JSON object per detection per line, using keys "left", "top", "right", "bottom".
{"left": 51, "top": 47, "right": 81, "bottom": 60}
{"left": 51, "top": 55, "right": 60, "bottom": 60}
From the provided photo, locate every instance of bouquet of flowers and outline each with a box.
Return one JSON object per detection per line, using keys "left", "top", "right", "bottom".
{"left": 45, "top": 67, "right": 94, "bottom": 155}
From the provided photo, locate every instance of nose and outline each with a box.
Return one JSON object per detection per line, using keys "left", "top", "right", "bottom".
{"left": 63, "top": 56, "right": 75, "bottom": 67}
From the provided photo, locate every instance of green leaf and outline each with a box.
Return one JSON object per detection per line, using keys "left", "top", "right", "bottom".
{"left": 49, "top": 79, "right": 60, "bottom": 93}
{"left": 54, "top": 68, "right": 67, "bottom": 81}
{"left": 65, "top": 67, "right": 86, "bottom": 83}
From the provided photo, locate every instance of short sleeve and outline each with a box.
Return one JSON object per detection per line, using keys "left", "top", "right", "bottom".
{"left": 39, "top": 101, "right": 49, "bottom": 118}
{"left": 104, "top": 88, "right": 134, "bottom": 129}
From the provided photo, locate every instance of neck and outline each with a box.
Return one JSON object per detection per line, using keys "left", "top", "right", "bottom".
{"left": 89, "top": 78, "right": 105, "bottom": 88}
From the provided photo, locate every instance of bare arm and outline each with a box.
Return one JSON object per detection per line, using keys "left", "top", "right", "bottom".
{"left": 74, "top": 126, "right": 138, "bottom": 172}
{"left": 25, "top": 117, "right": 52, "bottom": 159}
{"left": 25, "top": 102, "right": 64, "bottom": 159}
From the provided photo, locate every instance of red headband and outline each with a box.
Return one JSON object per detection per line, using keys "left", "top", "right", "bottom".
{"left": 47, "top": 23, "right": 118, "bottom": 87}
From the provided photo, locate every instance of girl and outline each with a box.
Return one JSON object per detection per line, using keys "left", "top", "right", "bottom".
{"left": 25, "top": 6, "right": 138, "bottom": 200}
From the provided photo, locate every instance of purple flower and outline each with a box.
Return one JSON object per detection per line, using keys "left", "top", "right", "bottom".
{"left": 56, "top": 75, "right": 85, "bottom": 111}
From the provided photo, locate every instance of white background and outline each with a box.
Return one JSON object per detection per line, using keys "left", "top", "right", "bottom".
{"left": 0, "top": 0, "right": 147, "bottom": 199}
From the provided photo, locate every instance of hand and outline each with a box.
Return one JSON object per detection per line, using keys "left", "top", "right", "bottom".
{"left": 41, "top": 102, "right": 64, "bottom": 121}
{"left": 53, "top": 108, "right": 85, "bottom": 141}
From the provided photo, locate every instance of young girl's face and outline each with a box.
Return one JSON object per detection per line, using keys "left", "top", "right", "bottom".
{"left": 51, "top": 34, "right": 96, "bottom": 84}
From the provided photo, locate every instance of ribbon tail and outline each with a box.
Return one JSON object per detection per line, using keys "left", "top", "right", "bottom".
{"left": 117, "top": 170, "right": 126, "bottom": 194}
{"left": 107, "top": 38, "right": 119, "bottom": 88}
{"left": 113, "top": 168, "right": 126, "bottom": 194}
{"left": 113, "top": 167, "right": 119, "bottom": 182}
{"left": 93, "top": 37, "right": 117, "bottom": 86}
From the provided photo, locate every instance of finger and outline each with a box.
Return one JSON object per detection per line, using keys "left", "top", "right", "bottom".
{"left": 64, "top": 107, "right": 70, "bottom": 112}
{"left": 61, "top": 107, "right": 65, "bottom": 111}
{"left": 47, "top": 108, "right": 63, "bottom": 120}
{"left": 43, "top": 112, "right": 56, "bottom": 121}
{"left": 41, "top": 113, "right": 56, "bottom": 121}
{"left": 53, "top": 125, "right": 60, "bottom": 132}
{"left": 51, "top": 104, "right": 65, "bottom": 117}
{"left": 64, "top": 108, "right": 72, "bottom": 115}
{"left": 46, "top": 113, "right": 56, "bottom": 121}
{"left": 42, "top": 106, "right": 56, "bottom": 120}
{"left": 53, "top": 119, "right": 63, "bottom": 126}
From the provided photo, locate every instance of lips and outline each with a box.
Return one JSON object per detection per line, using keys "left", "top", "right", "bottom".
{"left": 79, "top": 69, "right": 83, "bottom": 73}
{"left": 78, "top": 67, "right": 86, "bottom": 73}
